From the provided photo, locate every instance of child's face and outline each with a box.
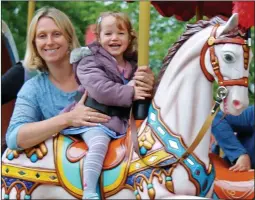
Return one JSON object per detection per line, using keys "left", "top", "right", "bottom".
{"left": 99, "top": 15, "right": 129, "bottom": 62}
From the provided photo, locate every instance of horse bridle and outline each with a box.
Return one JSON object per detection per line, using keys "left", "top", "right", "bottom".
{"left": 200, "top": 24, "right": 249, "bottom": 87}
{"left": 131, "top": 24, "right": 250, "bottom": 168}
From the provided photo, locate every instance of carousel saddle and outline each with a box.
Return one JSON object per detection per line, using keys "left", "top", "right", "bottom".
{"left": 65, "top": 134, "right": 127, "bottom": 169}
{"left": 54, "top": 125, "right": 136, "bottom": 198}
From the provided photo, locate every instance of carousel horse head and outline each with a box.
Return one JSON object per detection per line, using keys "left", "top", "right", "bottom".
{"left": 155, "top": 14, "right": 252, "bottom": 119}
{"left": 201, "top": 13, "right": 252, "bottom": 115}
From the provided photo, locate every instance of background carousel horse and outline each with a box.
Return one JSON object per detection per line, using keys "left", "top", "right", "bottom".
{"left": 1, "top": 20, "right": 20, "bottom": 154}
{"left": 2, "top": 14, "right": 253, "bottom": 199}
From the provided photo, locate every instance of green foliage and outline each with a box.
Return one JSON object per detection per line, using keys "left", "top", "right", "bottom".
{"left": 1, "top": 1, "right": 125, "bottom": 58}
{"left": 2, "top": 1, "right": 254, "bottom": 103}
{"left": 1, "top": 1, "right": 187, "bottom": 70}
{"left": 249, "top": 27, "right": 255, "bottom": 104}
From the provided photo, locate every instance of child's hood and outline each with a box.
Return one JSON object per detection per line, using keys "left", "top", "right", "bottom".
{"left": 70, "top": 47, "right": 92, "bottom": 65}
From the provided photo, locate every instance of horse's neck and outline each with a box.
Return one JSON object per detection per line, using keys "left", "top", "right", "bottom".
{"left": 154, "top": 29, "right": 213, "bottom": 168}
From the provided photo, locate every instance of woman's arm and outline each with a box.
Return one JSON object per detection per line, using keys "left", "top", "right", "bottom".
{"left": 17, "top": 113, "right": 69, "bottom": 149}
{"left": 18, "top": 105, "right": 110, "bottom": 150}
{"left": 7, "top": 85, "right": 110, "bottom": 150}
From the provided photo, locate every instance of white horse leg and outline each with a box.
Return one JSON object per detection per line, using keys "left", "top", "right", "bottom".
{"left": 115, "top": 167, "right": 210, "bottom": 199}
{"left": 107, "top": 189, "right": 135, "bottom": 199}
{"left": 2, "top": 185, "right": 78, "bottom": 199}
{"left": 166, "top": 195, "right": 210, "bottom": 199}
{"left": 131, "top": 168, "right": 197, "bottom": 199}
{"left": 172, "top": 165, "right": 196, "bottom": 195}
{"left": 31, "top": 185, "right": 77, "bottom": 199}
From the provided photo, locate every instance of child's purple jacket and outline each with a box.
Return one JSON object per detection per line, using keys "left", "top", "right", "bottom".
{"left": 72, "top": 42, "right": 137, "bottom": 135}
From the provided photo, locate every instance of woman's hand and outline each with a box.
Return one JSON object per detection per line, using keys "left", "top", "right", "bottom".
{"left": 132, "top": 66, "right": 155, "bottom": 92}
{"left": 66, "top": 92, "right": 111, "bottom": 127}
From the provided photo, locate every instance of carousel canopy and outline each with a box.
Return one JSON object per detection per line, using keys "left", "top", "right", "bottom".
{"left": 151, "top": 1, "right": 233, "bottom": 21}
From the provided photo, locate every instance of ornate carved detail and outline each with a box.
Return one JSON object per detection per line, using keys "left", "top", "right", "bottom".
{"left": 6, "top": 149, "right": 22, "bottom": 160}
{"left": 2, "top": 164, "right": 59, "bottom": 184}
{"left": 138, "top": 126, "right": 156, "bottom": 155}
{"left": 6, "top": 142, "right": 48, "bottom": 163}
{"left": 24, "top": 142, "right": 48, "bottom": 162}
{"left": 2, "top": 176, "right": 40, "bottom": 200}
{"left": 129, "top": 167, "right": 177, "bottom": 200}
{"left": 164, "top": 166, "right": 175, "bottom": 193}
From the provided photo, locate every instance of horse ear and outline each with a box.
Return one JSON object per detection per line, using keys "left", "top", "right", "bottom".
{"left": 219, "top": 13, "right": 239, "bottom": 36}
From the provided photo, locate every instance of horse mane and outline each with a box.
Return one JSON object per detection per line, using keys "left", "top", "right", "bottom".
{"left": 153, "top": 15, "right": 238, "bottom": 94}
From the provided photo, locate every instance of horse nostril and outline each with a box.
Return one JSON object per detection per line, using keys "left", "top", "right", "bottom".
{"left": 233, "top": 100, "right": 242, "bottom": 109}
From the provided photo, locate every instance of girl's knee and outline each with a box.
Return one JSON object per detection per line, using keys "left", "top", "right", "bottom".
{"left": 87, "top": 133, "right": 110, "bottom": 148}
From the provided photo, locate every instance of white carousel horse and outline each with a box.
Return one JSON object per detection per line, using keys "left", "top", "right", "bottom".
{"left": 2, "top": 14, "right": 253, "bottom": 199}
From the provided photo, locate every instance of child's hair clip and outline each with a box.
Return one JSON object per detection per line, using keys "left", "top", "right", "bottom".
{"left": 97, "top": 17, "right": 102, "bottom": 24}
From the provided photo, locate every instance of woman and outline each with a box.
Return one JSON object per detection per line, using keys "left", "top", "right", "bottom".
{"left": 6, "top": 7, "right": 155, "bottom": 151}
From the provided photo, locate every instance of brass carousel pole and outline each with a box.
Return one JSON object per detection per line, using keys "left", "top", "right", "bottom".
{"left": 27, "top": 0, "right": 35, "bottom": 32}
{"left": 138, "top": 1, "right": 150, "bottom": 66}
{"left": 133, "top": 1, "right": 151, "bottom": 119}
{"left": 196, "top": 1, "right": 204, "bottom": 21}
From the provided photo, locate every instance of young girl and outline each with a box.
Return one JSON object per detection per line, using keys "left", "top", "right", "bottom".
{"left": 61, "top": 12, "right": 152, "bottom": 199}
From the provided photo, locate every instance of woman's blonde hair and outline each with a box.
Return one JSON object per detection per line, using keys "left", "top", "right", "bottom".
{"left": 24, "top": 7, "right": 80, "bottom": 71}
{"left": 95, "top": 12, "right": 137, "bottom": 60}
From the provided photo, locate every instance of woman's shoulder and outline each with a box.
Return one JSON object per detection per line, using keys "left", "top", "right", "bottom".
{"left": 18, "top": 72, "right": 49, "bottom": 95}
{"left": 23, "top": 72, "right": 48, "bottom": 85}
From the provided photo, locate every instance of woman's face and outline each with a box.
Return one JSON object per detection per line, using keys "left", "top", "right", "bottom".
{"left": 99, "top": 16, "right": 129, "bottom": 63}
{"left": 35, "top": 17, "right": 69, "bottom": 66}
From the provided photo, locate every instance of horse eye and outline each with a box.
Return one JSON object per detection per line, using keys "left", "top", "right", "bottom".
{"left": 223, "top": 53, "right": 235, "bottom": 63}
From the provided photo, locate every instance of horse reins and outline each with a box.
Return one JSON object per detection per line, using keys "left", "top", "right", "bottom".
{"left": 130, "top": 24, "right": 250, "bottom": 168}
{"left": 200, "top": 24, "right": 249, "bottom": 87}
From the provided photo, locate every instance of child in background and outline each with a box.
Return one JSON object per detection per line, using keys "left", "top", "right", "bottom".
{"left": 212, "top": 105, "right": 254, "bottom": 172}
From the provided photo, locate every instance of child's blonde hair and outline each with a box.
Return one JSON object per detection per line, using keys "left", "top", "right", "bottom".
{"left": 24, "top": 7, "right": 80, "bottom": 71}
{"left": 95, "top": 12, "right": 137, "bottom": 60}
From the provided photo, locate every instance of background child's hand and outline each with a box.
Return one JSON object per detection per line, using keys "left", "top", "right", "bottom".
{"left": 229, "top": 154, "right": 251, "bottom": 172}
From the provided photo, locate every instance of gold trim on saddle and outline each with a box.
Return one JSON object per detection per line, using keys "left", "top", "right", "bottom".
{"left": 129, "top": 149, "right": 172, "bottom": 175}
{"left": 54, "top": 135, "right": 83, "bottom": 198}
{"left": 102, "top": 129, "right": 133, "bottom": 197}
{"left": 103, "top": 163, "right": 128, "bottom": 193}
{"left": 2, "top": 163, "right": 59, "bottom": 184}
